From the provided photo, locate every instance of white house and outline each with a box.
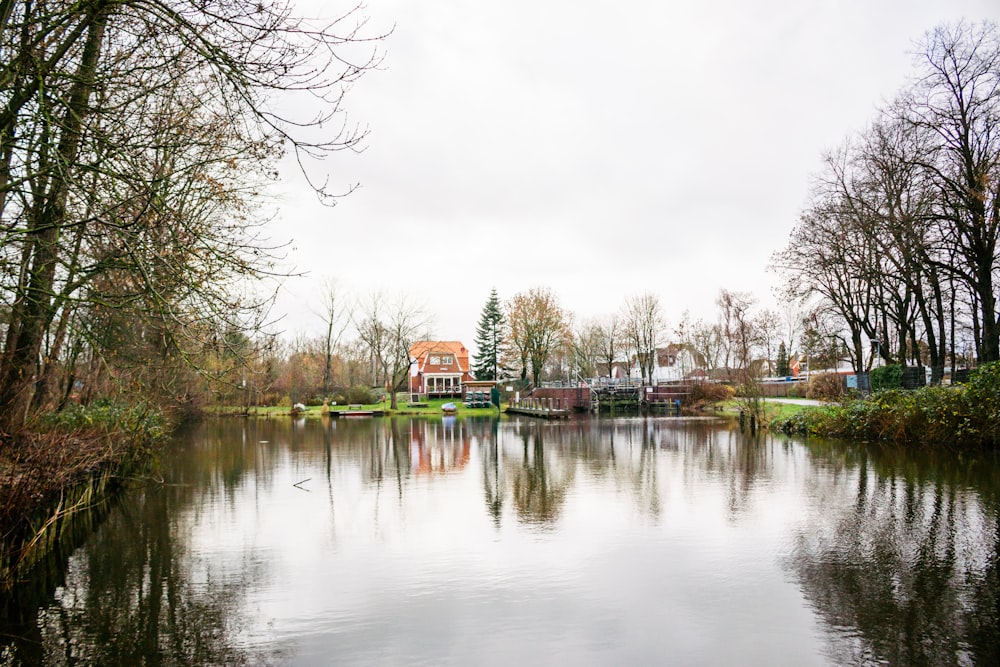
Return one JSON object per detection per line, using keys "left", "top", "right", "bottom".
{"left": 629, "top": 344, "right": 703, "bottom": 383}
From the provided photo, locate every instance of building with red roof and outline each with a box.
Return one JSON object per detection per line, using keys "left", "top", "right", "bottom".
{"left": 408, "top": 341, "right": 474, "bottom": 398}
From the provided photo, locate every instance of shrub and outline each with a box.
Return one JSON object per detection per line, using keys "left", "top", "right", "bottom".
{"left": 41, "top": 399, "right": 167, "bottom": 443}
{"left": 777, "top": 361, "right": 1000, "bottom": 448}
{"left": 807, "top": 373, "right": 845, "bottom": 401}
{"left": 870, "top": 364, "right": 903, "bottom": 391}
{"left": 687, "top": 381, "right": 734, "bottom": 404}
{"left": 344, "top": 386, "right": 376, "bottom": 405}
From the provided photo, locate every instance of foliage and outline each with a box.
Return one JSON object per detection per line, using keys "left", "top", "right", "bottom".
{"left": 473, "top": 288, "right": 506, "bottom": 380}
{"left": 504, "top": 287, "right": 570, "bottom": 386}
{"left": 807, "top": 372, "right": 845, "bottom": 400}
{"left": 333, "top": 386, "right": 377, "bottom": 406}
{"left": 0, "top": 1, "right": 381, "bottom": 436}
{"left": 871, "top": 365, "right": 903, "bottom": 391}
{"left": 776, "top": 341, "right": 790, "bottom": 377}
{"left": 688, "top": 381, "right": 735, "bottom": 404}
{"left": 771, "top": 360, "right": 1000, "bottom": 448}
{"left": 40, "top": 400, "right": 168, "bottom": 444}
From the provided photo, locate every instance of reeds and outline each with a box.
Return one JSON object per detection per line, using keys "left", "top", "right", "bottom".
{"left": 0, "top": 426, "right": 153, "bottom": 588}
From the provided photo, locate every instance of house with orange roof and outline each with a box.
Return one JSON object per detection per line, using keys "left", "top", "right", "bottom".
{"left": 408, "top": 341, "right": 474, "bottom": 398}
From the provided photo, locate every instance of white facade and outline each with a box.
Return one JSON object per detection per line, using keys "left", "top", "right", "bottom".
{"left": 629, "top": 347, "right": 699, "bottom": 383}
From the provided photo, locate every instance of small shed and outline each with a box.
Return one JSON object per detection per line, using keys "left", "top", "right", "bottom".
{"left": 463, "top": 380, "right": 497, "bottom": 408}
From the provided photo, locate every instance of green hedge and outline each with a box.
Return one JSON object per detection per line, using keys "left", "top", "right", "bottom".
{"left": 870, "top": 364, "right": 903, "bottom": 391}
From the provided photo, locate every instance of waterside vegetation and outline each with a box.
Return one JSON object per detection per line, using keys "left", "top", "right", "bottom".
{"left": 771, "top": 361, "right": 1000, "bottom": 449}
{"left": 1, "top": 401, "right": 168, "bottom": 587}
{"left": 211, "top": 396, "right": 502, "bottom": 418}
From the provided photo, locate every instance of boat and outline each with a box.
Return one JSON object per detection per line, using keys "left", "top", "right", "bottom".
{"left": 441, "top": 402, "right": 457, "bottom": 414}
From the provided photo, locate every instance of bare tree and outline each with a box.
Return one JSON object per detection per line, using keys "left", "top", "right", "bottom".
{"left": 316, "top": 277, "right": 352, "bottom": 396}
{"left": 0, "top": 1, "right": 382, "bottom": 436}
{"left": 754, "top": 308, "right": 782, "bottom": 375}
{"left": 677, "top": 313, "right": 724, "bottom": 377}
{"left": 716, "top": 289, "right": 757, "bottom": 376}
{"left": 622, "top": 293, "right": 665, "bottom": 384}
{"left": 571, "top": 318, "right": 605, "bottom": 379}
{"left": 902, "top": 21, "right": 1000, "bottom": 362}
{"left": 354, "top": 291, "right": 426, "bottom": 409}
{"left": 595, "top": 314, "right": 622, "bottom": 379}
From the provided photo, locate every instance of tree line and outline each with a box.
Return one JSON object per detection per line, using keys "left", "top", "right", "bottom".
{"left": 0, "top": 1, "right": 380, "bottom": 436}
{"left": 4, "top": 14, "right": 995, "bottom": 428}
{"left": 201, "top": 282, "right": 802, "bottom": 410}
{"left": 772, "top": 20, "right": 1000, "bottom": 381}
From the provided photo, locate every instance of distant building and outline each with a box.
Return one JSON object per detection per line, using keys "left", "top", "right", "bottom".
{"left": 408, "top": 341, "right": 474, "bottom": 398}
{"left": 629, "top": 344, "right": 704, "bottom": 382}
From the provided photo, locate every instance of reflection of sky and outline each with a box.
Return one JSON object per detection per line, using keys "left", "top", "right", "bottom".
{"left": 165, "top": 417, "right": 998, "bottom": 665}
{"left": 171, "top": 418, "right": 831, "bottom": 664}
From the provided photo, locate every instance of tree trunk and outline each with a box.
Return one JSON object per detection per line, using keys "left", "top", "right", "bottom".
{"left": 0, "top": 7, "right": 107, "bottom": 436}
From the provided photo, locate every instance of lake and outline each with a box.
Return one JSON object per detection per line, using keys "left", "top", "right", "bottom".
{"left": 2, "top": 415, "right": 999, "bottom": 665}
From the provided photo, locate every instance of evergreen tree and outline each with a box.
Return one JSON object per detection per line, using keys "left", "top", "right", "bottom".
{"left": 473, "top": 289, "right": 505, "bottom": 380}
{"left": 776, "top": 341, "right": 790, "bottom": 377}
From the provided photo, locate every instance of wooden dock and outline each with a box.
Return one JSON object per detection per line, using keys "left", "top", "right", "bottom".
{"left": 328, "top": 409, "right": 385, "bottom": 418}
{"left": 506, "top": 405, "right": 571, "bottom": 419}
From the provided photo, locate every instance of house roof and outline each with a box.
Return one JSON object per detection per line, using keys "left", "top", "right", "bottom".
{"left": 409, "top": 340, "right": 470, "bottom": 374}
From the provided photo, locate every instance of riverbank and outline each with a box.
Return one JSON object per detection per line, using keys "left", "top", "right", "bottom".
{"left": 770, "top": 362, "right": 1000, "bottom": 449}
{"left": 209, "top": 397, "right": 503, "bottom": 419}
{"left": 0, "top": 404, "right": 167, "bottom": 588}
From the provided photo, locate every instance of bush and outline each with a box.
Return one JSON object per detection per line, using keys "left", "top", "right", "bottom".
{"left": 343, "top": 386, "right": 375, "bottom": 405}
{"left": 41, "top": 399, "right": 167, "bottom": 443}
{"left": 775, "top": 361, "right": 1000, "bottom": 448}
{"left": 807, "top": 373, "right": 845, "bottom": 401}
{"left": 870, "top": 364, "right": 903, "bottom": 391}
{"left": 688, "top": 381, "right": 735, "bottom": 404}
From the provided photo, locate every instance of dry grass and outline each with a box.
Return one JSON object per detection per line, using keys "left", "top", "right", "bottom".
{"left": 0, "top": 429, "right": 144, "bottom": 586}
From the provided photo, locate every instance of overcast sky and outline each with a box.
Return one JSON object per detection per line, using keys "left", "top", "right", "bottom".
{"left": 268, "top": 0, "right": 998, "bottom": 353}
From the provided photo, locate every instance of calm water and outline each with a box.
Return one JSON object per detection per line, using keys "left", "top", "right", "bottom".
{"left": 3, "top": 415, "right": 1000, "bottom": 666}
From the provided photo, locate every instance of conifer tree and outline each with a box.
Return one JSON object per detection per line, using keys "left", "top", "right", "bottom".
{"left": 473, "top": 289, "right": 505, "bottom": 380}
{"left": 776, "top": 341, "right": 790, "bottom": 377}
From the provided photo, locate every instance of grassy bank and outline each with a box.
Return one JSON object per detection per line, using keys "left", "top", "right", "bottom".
{"left": 770, "top": 362, "right": 1000, "bottom": 449}
{"left": 211, "top": 397, "right": 504, "bottom": 419}
{"left": 711, "top": 398, "right": 819, "bottom": 423}
{"left": 0, "top": 401, "right": 167, "bottom": 588}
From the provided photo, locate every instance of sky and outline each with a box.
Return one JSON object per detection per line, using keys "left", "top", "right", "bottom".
{"left": 267, "top": 0, "right": 999, "bottom": 354}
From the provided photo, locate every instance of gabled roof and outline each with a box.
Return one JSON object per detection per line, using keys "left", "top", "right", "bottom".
{"left": 409, "top": 340, "right": 470, "bottom": 373}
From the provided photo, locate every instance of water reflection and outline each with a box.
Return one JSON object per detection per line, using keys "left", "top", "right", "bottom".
{"left": 788, "top": 441, "right": 1000, "bottom": 666}
{"left": 1, "top": 417, "right": 998, "bottom": 666}
{"left": 2, "top": 422, "right": 281, "bottom": 666}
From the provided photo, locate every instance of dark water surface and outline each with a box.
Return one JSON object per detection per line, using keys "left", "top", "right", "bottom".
{"left": 3, "top": 416, "right": 1000, "bottom": 666}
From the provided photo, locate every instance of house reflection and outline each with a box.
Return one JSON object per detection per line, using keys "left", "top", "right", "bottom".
{"left": 408, "top": 419, "right": 472, "bottom": 476}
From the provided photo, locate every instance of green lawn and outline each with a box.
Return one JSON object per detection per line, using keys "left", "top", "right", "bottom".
{"left": 712, "top": 398, "right": 821, "bottom": 423}
{"left": 213, "top": 397, "right": 504, "bottom": 418}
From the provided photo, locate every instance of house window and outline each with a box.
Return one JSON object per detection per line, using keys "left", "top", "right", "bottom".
{"left": 441, "top": 355, "right": 453, "bottom": 364}
{"left": 429, "top": 355, "right": 440, "bottom": 365}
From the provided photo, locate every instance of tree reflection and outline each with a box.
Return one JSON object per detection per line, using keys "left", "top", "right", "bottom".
{"left": 788, "top": 443, "right": 1000, "bottom": 666}
{"left": 507, "top": 425, "right": 573, "bottom": 526}
{"left": 1, "top": 422, "right": 278, "bottom": 665}
{"left": 479, "top": 419, "right": 503, "bottom": 528}
{"left": 7, "top": 417, "right": 1000, "bottom": 666}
